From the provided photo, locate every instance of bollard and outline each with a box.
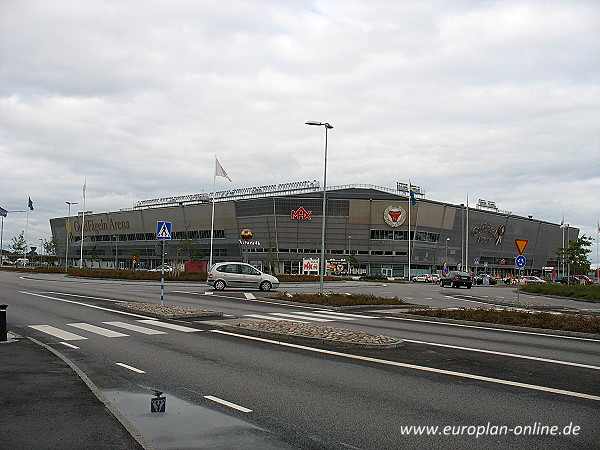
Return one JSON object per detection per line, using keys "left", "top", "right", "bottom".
{"left": 0, "top": 304, "right": 8, "bottom": 342}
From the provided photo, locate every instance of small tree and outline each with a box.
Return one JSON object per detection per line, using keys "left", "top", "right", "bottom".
{"left": 175, "top": 228, "right": 203, "bottom": 272}
{"left": 44, "top": 237, "right": 59, "bottom": 259}
{"left": 346, "top": 250, "right": 358, "bottom": 273}
{"left": 87, "top": 245, "right": 101, "bottom": 268}
{"left": 10, "top": 231, "right": 27, "bottom": 255}
{"left": 557, "top": 235, "right": 593, "bottom": 275}
{"left": 263, "top": 239, "right": 279, "bottom": 274}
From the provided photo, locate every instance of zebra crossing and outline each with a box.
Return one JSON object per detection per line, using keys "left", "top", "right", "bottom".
{"left": 244, "top": 310, "right": 376, "bottom": 323}
{"left": 29, "top": 319, "right": 200, "bottom": 342}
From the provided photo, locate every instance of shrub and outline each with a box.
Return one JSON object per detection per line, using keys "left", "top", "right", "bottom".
{"left": 519, "top": 284, "right": 600, "bottom": 302}
{"left": 273, "top": 292, "right": 404, "bottom": 307}
{"left": 404, "top": 309, "right": 600, "bottom": 334}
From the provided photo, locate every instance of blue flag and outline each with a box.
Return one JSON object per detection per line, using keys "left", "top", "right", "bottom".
{"left": 0, "top": 206, "right": 7, "bottom": 217}
{"left": 409, "top": 186, "right": 416, "bottom": 206}
{"left": 28, "top": 197, "right": 34, "bottom": 210}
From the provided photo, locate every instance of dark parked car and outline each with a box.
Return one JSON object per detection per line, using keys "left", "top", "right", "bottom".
{"left": 554, "top": 275, "right": 593, "bottom": 285}
{"left": 473, "top": 274, "right": 497, "bottom": 285}
{"left": 359, "top": 273, "right": 388, "bottom": 280}
{"left": 440, "top": 271, "right": 473, "bottom": 289}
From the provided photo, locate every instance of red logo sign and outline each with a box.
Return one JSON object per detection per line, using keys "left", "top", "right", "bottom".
{"left": 291, "top": 207, "right": 312, "bottom": 220}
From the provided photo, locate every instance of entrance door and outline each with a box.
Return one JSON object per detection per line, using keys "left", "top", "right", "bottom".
{"left": 381, "top": 268, "right": 393, "bottom": 278}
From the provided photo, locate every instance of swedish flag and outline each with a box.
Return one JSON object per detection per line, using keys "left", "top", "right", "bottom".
{"left": 409, "top": 185, "right": 416, "bottom": 206}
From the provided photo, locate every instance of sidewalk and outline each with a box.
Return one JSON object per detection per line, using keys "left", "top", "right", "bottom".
{"left": 0, "top": 333, "right": 149, "bottom": 449}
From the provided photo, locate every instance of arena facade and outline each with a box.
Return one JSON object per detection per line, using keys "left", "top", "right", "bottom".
{"left": 50, "top": 181, "right": 577, "bottom": 278}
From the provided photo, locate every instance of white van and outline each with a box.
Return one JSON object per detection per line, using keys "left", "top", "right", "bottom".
{"left": 15, "top": 258, "right": 29, "bottom": 266}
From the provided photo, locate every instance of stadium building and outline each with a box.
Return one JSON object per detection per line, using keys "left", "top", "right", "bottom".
{"left": 50, "top": 181, "right": 575, "bottom": 278}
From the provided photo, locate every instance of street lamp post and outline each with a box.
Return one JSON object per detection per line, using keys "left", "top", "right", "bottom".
{"left": 305, "top": 120, "right": 333, "bottom": 295}
{"left": 113, "top": 235, "right": 118, "bottom": 269}
{"left": 65, "top": 202, "right": 78, "bottom": 272}
{"left": 39, "top": 239, "right": 44, "bottom": 265}
{"left": 445, "top": 237, "right": 450, "bottom": 269}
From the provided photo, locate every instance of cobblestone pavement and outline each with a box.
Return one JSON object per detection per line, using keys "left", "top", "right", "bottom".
{"left": 115, "top": 301, "right": 402, "bottom": 347}
{"left": 234, "top": 320, "right": 401, "bottom": 346}
{"left": 115, "top": 301, "right": 223, "bottom": 319}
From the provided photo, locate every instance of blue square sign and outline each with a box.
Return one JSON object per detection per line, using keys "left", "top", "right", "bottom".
{"left": 156, "top": 221, "right": 172, "bottom": 240}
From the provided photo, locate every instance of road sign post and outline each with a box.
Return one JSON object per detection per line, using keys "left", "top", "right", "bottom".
{"left": 156, "top": 222, "right": 172, "bottom": 306}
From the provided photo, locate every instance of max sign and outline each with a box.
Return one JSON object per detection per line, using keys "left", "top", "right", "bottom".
{"left": 291, "top": 207, "right": 312, "bottom": 220}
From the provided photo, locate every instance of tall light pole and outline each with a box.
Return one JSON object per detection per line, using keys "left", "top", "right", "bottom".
{"left": 65, "top": 202, "right": 78, "bottom": 272}
{"left": 305, "top": 120, "right": 333, "bottom": 295}
{"left": 445, "top": 237, "right": 450, "bottom": 269}
{"left": 39, "top": 238, "right": 44, "bottom": 265}
{"left": 113, "top": 235, "right": 118, "bottom": 269}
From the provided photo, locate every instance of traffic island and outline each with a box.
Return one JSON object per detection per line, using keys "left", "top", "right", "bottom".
{"left": 114, "top": 301, "right": 224, "bottom": 320}
{"left": 202, "top": 319, "right": 403, "bottom": 349}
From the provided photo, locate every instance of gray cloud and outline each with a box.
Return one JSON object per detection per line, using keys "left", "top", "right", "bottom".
{"left": 0, "top": 0, "right": 598, "bottom": 257}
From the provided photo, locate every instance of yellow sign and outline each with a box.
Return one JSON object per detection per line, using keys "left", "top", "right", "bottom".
{"left": 515, "top": 239, "right": 529, "bottom": 255}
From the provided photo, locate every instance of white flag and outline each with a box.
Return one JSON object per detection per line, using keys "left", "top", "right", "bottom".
{"left": 83, "top": 177, "right": 87, "bottom": 199}
{"left": 215, "top": 158, "right": 232, "bottom": 182}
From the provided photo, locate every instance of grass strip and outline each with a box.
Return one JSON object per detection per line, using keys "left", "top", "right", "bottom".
{"left": 519, "top": 284, "right": 600, "bottom": 302}
{"left": 273, "top": 292, "right": 404, "bottom": 307}
{"left": 404, "top": 309, "right": 600, "bottom": 334}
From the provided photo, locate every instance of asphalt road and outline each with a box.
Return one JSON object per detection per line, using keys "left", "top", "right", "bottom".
{"left": 3, "top": 272, "right": 599, "bottom": 449}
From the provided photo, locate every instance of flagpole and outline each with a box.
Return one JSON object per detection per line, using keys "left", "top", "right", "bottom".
{"left": 465, "top": 191, "right": 469, "bottom": 273}
{"left": 596, "top": 221, "right": 599, "bottom": 280}
{"left": 209, "top": 156, "right": 217, "bottom": 270}
{"left": 24, "top": 200, "right": 29, "bottom": 261}
{"left": 408, "top": 180, "right": 411, "bottom": 281}
{"left": 79, "top": 178, "right": 86, "bottom": 268}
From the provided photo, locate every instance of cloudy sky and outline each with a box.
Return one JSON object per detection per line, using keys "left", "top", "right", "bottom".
{"left": 1, "top": 0, "right": 599, "bottom": 260}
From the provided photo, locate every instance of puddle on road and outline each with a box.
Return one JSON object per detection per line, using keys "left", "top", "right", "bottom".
{"left": 103, "top": 389, "right": 291, "bottom": 449}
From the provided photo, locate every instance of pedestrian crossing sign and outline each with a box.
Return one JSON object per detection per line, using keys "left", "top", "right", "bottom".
{"left": 156, "top": 221, "right": 172, "bottom": 240}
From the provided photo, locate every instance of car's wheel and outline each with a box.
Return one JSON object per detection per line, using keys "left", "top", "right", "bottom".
{"left": 214, "top": 280, "right": 226, "bottom": 291}
{"left": 467, "top": 284, "right": 471, "bottom": 289}
{"left": 440, "top": 281, "right": 446, "bottom": 287}
{"left": 259, "top": 281, "right": 272, "bottom": 291}
{"left": 452, "top": 282, "right": 458, "bottom": 288}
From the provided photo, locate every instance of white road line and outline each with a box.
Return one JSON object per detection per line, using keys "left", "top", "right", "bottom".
{"left": 21, "top": 292, "right": 153, "bottom": 319}
{"left": 68, "top": 323, "right": 129, "bottom": 338}
{"left": 60, "top": 342, "right": 80, "bottom": 349}
{"left": 386, "top": 316, "right": 600, "bottom": 342}
{"left": 115, "top": 362, "right": 146, "bottom": 373}
{"left": 172, "top": 290, "right": 328, "bottom": 311}
{"left": 244, "top": 293, "right": 256, "bottom": 299}
{"left": 210, "top": 329, "right": 600, "bottom": 402}
{"left": 136, "top": 319, "right": 201, "bottom": 332}
{"left": 44, "top": 292, "right": 124, "bottom": 303}
{"left": 312, "top": 310, "right": 377, "bottom": 319}
{"left": 270, "top": 312, "right": 334, "bottom": 322}
{"left": 204, "top": 395, "right": 253, "bottom": 413}
{"left": 295, "top": 311, "right": 355, "bottom": 321}
{"left": 245, "top": 314, "right": 308, "bottom": 323}
{"left": 103, "top": 321, "right": 167, "bottom": 335}
{"left": 403, "top": 339, "right": 600, "bottom": 370}
{"left": 29, "top": 325, "right": 88, "bottom": 341}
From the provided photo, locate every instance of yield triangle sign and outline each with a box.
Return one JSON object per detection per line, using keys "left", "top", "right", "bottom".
{"left": 515, "top": 239, "right": 528, "bottom": 255}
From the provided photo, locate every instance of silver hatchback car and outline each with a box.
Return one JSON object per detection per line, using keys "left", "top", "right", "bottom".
{"left": 206, "top": 262, "right": 280, "bottom": 291}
